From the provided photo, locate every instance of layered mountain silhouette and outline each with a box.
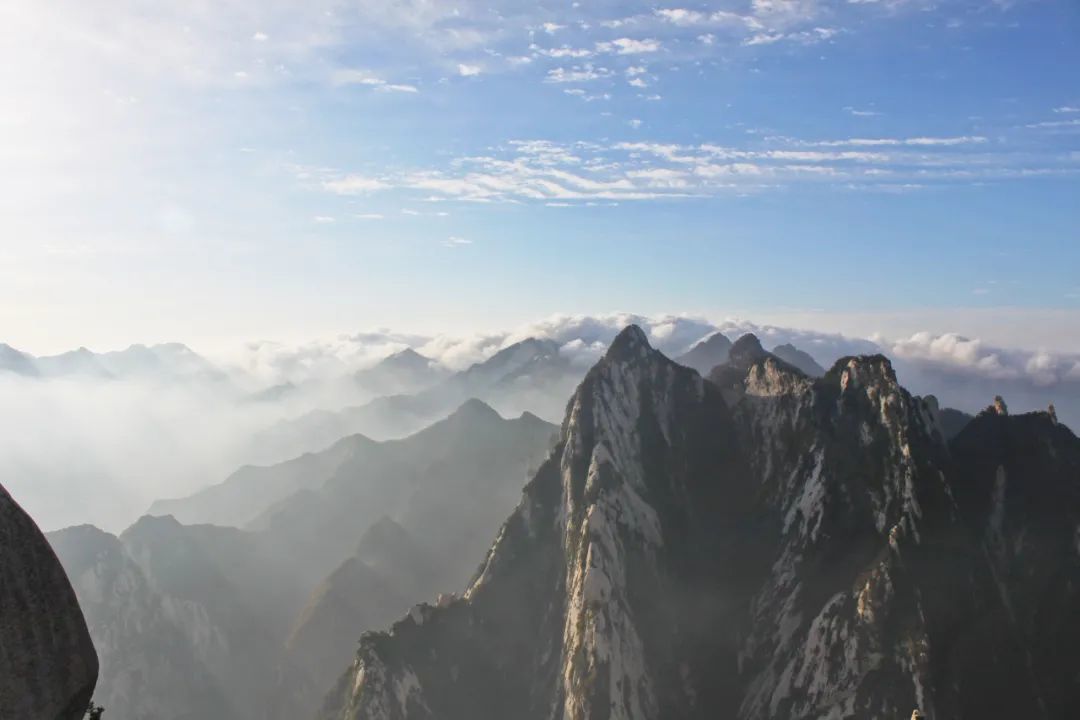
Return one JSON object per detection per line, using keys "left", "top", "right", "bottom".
{"left": 50, "top": 400, "right": 555, "bottom": 720}
{"left": 237, "top": 337, "right": 575, "bottom": 466}
{"left": 318, "top": 325, "right": 1080, "bottom": 720}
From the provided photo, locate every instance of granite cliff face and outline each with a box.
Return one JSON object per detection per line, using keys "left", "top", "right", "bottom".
{"left": 0, "top": 483, "right": 98, "bottom": 720}
{"left": 319, "top": 325, "right": 1080, "bottom": 720}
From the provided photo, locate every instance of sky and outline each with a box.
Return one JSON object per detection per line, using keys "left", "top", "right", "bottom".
{"left": 2, "top": 0, "right": 1079, "bottom": 356}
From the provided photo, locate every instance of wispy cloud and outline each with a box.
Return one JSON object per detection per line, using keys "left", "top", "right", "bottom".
{"left": 545, "top": 65, "right": 613, "bottom": 83}
{"left": 332, "top": 69, "right": 419, "bottom": 92}
{"left": 442, "top": 236, "right": 473, "bottom": 247}
{"left": 313, "top": 129, "right": 1078, "bottom": 204}
{"left": 596, "top": 37, "right": 663, "bottom": 55}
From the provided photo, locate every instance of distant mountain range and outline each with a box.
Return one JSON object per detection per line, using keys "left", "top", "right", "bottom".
{"left": 243, "top": 337, "right": 581, "bottom": 465}
{"left": 0, "top": 342, "right": 226, "bottom": 382}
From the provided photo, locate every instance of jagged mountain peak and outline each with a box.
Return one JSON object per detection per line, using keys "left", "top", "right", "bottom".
{"left": 604, "top": 322, "right": 652, "bottom": 359}
{"left": 824, "top": 354, "right": 904, "bottom": 405}
{"left": 729, "top": 332, "right": 768, "bottom": 366}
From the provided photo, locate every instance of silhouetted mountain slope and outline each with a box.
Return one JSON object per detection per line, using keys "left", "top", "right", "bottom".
{"left": 150, "top": 433, "right": 379, "bottom": 527}
{"left": 269, "top": 520, "right": 428, "bottom": 720}
{"left": 318, "top": 325, "right": 1080, "bottom": 720}
{"left": 252, "top": 399, "right": 556, "bottom": 591}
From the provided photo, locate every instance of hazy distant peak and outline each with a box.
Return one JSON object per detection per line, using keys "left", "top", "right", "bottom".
{"left": 479, "top": 337, "right": 561, "bottom": 370}
{"left": 771, "top": 343, "right": 826, "bottom": 377}
{"left": 120, "top": 513, "right": 185, "bottom": 542}
{"left": 516, "top": 410, "right": 547, "bottom": 424}
{"left": 380, "top": 347, "right": 432, "bottom": 368}
{"left": 0, "top": 342, "right": 39, "bottom": 376}
{"left": 450, "top": 397, "right": 503, "bottom": 422}
{"left": 675, "top": 331, "right": 733, "bottom": 374}
{"left": 356, "top": 515, "right": 411, "bottom": 552}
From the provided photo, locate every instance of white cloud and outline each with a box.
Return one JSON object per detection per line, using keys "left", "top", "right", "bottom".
{"left": 315, "top": 129, "right": 1076, "bottom": 205}
{"left": 1054, "top": 106, "right": 1080, "bottom": 113}
{"left": 534, "top": 45, "right": 594, "bottom": 59}
{"left": 312, "top": 215, "right": 335, "bottom": 223}
{"left": 333, "top": 70, "right": 418, "bottom": 92}
{"left": 545, "top": 65, "right": 612, "bottom": 83}
{"left": 809, "top": 136, "right": 988, "bottom": 147}
{"left": 596, "top": 38, "right": 662, "bottom": 55}
{"left": 442, "top": 236, "right": 473, "bottom": 247}
{"left": 322, "top": 175, "right": 389, "bottom": 194}
{"left": 541, "top": 22, "right": 565, "bottom": 34}
{"left": 458, "top": 63, "right": 483, "bottom": 76}
{"left": 1025, "top": 118, "right": 1080, "bottom": 129}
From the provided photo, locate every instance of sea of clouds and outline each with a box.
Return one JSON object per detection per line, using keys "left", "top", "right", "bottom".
{"left": 3, "top": 313, "right": 1077, "bottom": 533}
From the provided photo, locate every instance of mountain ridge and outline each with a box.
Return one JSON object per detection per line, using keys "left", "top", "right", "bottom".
{"left": 318, "top": 324, "right": 1080, "bottom": 720}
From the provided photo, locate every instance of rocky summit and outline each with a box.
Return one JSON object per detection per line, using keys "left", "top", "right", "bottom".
{"left": 0, "top": 483, "right": 98, "bottom": 720}
{"left": 318, "top": 325, "right": 1080, "bottom": 720}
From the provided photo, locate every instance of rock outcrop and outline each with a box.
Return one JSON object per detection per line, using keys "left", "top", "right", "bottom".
{"left": 0, "top": 483, "right": 98, "bottom": 720}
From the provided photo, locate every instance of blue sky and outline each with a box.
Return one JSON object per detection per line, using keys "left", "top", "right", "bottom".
{"left": 1, "top": 0, "right": 1078, "bottom": 354}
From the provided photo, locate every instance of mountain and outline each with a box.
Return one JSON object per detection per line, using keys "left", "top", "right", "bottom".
{"left": 771, "top": 342, "right": 826, "bottom": 377}
{"left": 676, "top": 331, "right": 732, "bottom": 374}
{"left": 0, "top": 483, "right": 98, "bottom": 720}
{"left": 0, "top": 341, "right": 226, "bottom": 382}
{"left": 49, "top": 523, "right": 239, "bottom": 720}
{"left": 149, "top": 433, "right": 378, "bottom": 527}
{"left": 354, "top": 348, "right": 448, "bottom": 396}
{"left": 269, "top": 519, "right": 432, "bottom": 720}
{"left": 318, "top": 324, "right": 1080, "bottom": 720}
{"left": 58, "top": 401, "right": 556, "bottom": 720}
{"left": 250, "top": 399, "right": 557, "bottom": 590}
{"left": 248, "top": 338, "right": 578, "bottom": 465}
{"left": 50, "top": 517, "right": 305, "bottom": 720}
{"left": 0, "top": 342, "right": 39, "bottom": 376}
{"left": 252, "top": 401, "right": 555, "bottom": 718}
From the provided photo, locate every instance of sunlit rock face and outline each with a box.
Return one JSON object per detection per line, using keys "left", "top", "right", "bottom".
{"left": 0, "top": 483, "right": 98, "bottom": 720}
{"left": 319, "top": 325, "right": 1080, "bottom": 720}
